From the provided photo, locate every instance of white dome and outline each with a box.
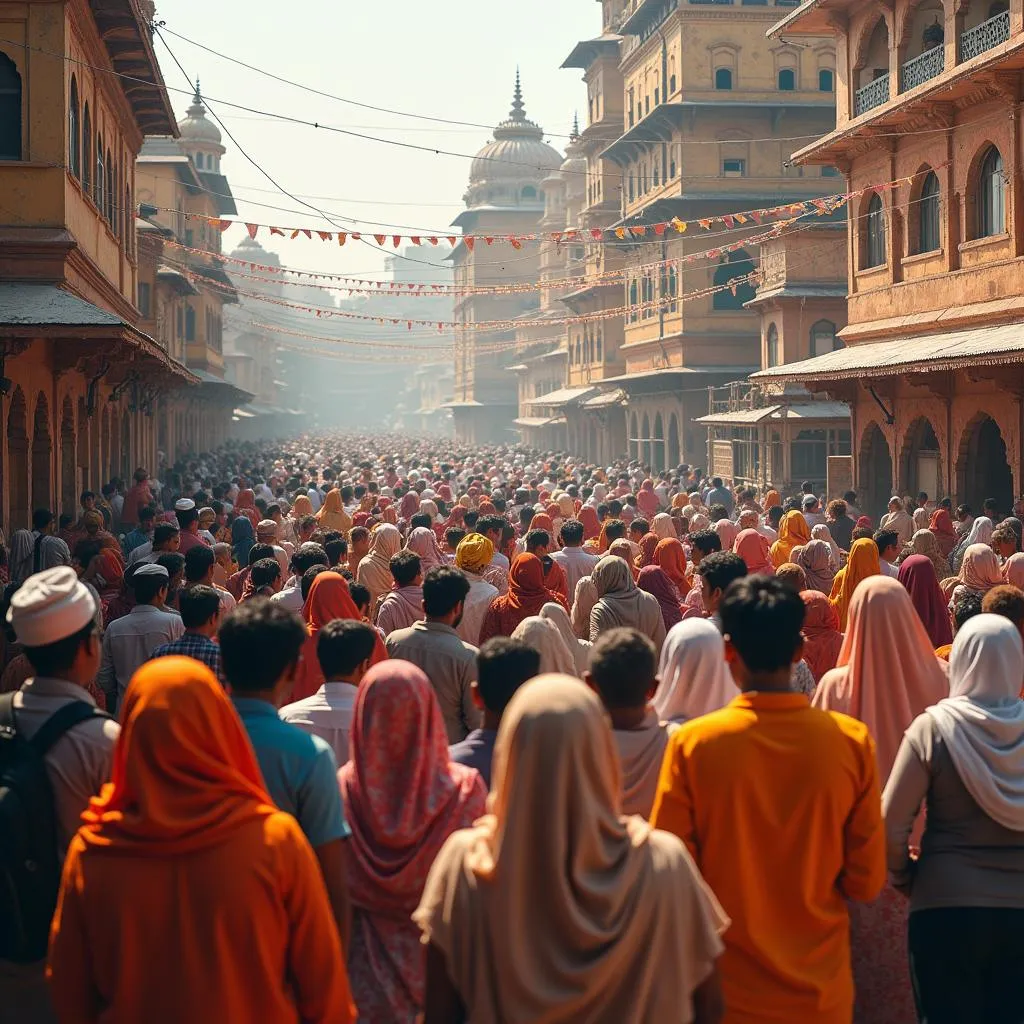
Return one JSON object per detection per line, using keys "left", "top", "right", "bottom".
{"left": 178, "top": 83, "right": 222, "bottom": 146}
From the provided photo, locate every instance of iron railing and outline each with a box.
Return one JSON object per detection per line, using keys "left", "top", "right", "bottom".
{"left": 855, "top": 73, "right": 890, "bottom": 116}
{"left": 960, "top": 10, "right": 1010, "bottom": 63}
{"left": 902, "top": 45, "right": 945, "bottom": 91}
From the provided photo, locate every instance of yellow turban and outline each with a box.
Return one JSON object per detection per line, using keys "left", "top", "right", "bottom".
{"left": 456, "top": 533, "right": 494, "bottom": 574}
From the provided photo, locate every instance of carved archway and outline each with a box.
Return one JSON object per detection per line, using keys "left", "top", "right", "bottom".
{"left": 859, "top": 420, "right": 893, "bottom": 521}
{"left": 899, "top": 416, "right": 942, "bottom": 500}
{"left": 956, "top": 412, "right": 1013, "bottom": 514}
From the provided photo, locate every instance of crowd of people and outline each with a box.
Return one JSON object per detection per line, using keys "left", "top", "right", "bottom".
{"left": 3, "top": 434, "right": 1024, "bottom": 1023}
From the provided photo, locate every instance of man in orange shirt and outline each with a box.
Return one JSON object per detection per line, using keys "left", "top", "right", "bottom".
{"left": 651, "top": 576, "right": 885, "bottom": 1024}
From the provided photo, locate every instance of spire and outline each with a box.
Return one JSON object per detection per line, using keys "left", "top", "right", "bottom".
{"left": 571, "top": 112, "right": 580, "bottom": 138}
{"left": 193, "top": 78, "right": 202, "bottom": 104}
{"left": 509, "top": 67, "right": 525, "bottom": 122}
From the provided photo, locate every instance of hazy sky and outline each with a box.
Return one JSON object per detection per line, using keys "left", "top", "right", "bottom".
{"left": 153, "top": 0, "right": 592, "bottom": 280}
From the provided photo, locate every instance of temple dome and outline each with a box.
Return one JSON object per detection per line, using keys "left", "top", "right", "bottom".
{"left": 179, "top": 82, "right": 222, "bottom": 146}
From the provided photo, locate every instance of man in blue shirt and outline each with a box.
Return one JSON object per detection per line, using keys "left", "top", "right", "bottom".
{"left": 705, "top": 477, "right": 735, "bottom": 516}
{"left": 220, "top": 598, "right": 351, "bottom": 949}
{"left": 449, "top": 637, "right": 539, "bottom": 788}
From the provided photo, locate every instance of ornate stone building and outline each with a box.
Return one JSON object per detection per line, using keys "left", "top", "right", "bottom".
{"left": 448, "top": 76, "right": 563, "bottom": 443}
{"left": 756, "top": 0, "right": 1024, "bottom": 517}
{"left": 0, "top": 0, "right": 216, "bottom": 530}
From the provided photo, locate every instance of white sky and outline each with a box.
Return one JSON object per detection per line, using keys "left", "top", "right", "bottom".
{"left": 153, "top": 0, "right": 592, "bottom": 280}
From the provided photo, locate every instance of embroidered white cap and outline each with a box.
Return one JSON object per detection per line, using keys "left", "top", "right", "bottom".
{"left": 6, "top": 567, "right": 96, "bottom": 647}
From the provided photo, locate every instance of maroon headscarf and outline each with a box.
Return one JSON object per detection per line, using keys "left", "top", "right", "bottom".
{"left": 898, "top": 554, "right": 954, "bottom": 649}
{"left": 637, "top": 566, "right": 683, "bottom": 631}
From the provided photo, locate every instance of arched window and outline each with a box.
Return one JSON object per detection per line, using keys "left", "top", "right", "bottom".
{"left": 0, "top": 51, "right": 22, "bottom": 161}
{"left": 810, "top": 319, "right": 840, "bottom": 357}
{"left": 767, "top": 324, "right": 779, "bottom": 367}
{"left": 864, "top": 193, "right": 886, "bottom": 268}
{"left": 819, "top": 68, "right": 834, "bottom": 92}
{"left": 715, "top": 68, "right": 733, "bottom": 90}
{"left": 82, "top": 104, "right": 92, "bottom": 193}
{"left": 713, "top": 250, "right": 756, "bottom": 311}
{"left": 195, "top": 152, "right": 204, "bottom": 169}
{"left": 778, "top": 68, "right": 796, "bottom": 91}
{"left": 69, "top": 76, "right": 80, "bottom": 178}
{"left": 94, "top": 134, "right": 104, "bottom": 209}
{"left": 918, "top": 171, "right": 941, "bottom": 253}
{"left": 977, "top": 146, "right": 1006, "bottom": 238}
{"left": 521, "top": 185, "right": 536, "bottom": 200}
{"left": 184, "top": 305, "right": 196, "bottom": 342}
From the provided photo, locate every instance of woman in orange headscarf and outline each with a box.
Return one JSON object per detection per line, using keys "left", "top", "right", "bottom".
{"left": 479, "top": 553, "right": 567, "bottom": 644}
{"left": 655, "top": 537, "right": 688, "bottom": 594}
{"left": 233, "top": 488, "right": 260, "bottom": 530}
{"left": 286, "top": 494, "right": 314, "bottom": 544}
{"left": 578, "top": 506, "right": 601, "bottom": 545}
{"left": 770, "top": 509, "right": 811, "bottom": 568}
{"left": 293, "top": 572, "right": 387, "bottom": 702}
{"left": 928, "top": 507, "right": 958, "bottom": 558}
{"left": 635, "top": 533, "right": 661, "bottom": 572}
{"left": 316, "top": 489, "right": 353, "bottom": 534}
{"left": 828, "top": 535, "right": 881, "bottom": 630}
{"left": 48, "top": 657, "right": 356, "bottom": 1024}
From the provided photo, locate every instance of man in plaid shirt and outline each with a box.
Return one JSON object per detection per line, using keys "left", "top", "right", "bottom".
{"left": 150, "top": 585, "right": 224, "bottom": 683}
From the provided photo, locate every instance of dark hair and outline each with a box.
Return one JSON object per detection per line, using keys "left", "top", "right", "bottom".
{"left": 700, "top": 551, "right": 747, "bottom": 595}
{"left": 317, "top": 619, "right": 378, "bottom": 679}
{"left": 153, "top": 523, "right": 179, "bottom": 547}
{"left": 826, "top": 499, "right": 847, "bottom": 519}
{"left": 983, "top": 497, "right": 999, "bottom": 512}
{"left": 32, "top": 509, "right": 54, "bottom": 531}
{"left": 843, "top": 490, "right": 858, "bottom": 503}
{"left": 220, "top": 599, "right": 307, "bottom": 693}
{"left": 348, "top": 581, "right": 371, "bottom": 612}
{"left": 519, "top": 507, "right": 535, "bottom": 528}
{"left": 464, "top": 510, "right": 479, "bottom": 530}
{"left": 712, "top": 477, "right": 723, "bottom": 488}
{"left": 588, "top": 628, "right": 657, "bottom": 710}
{"left": 176, "top": 508, "right": 199, "bottom": 530}
{"left": 478, "top": 515, "right": 503, "bottom": 537}
{"left": 630, "top": 518, "right": 650, "bottom": 536}
{"left": 250, "top": 558, "right": 281, "bottom": 589}
{"left": 139, "top": 506, "right": 156, "bottom": 522}
{"left": 178, "top": 585, "right": 221, "bottom": 629}
{"left": 299, "top": 514, "right": 317, "bottom": 533}
{"left": 982, "top": 585, "right": 1024, "bottom": 629}
{"left": 410, "top": 513, "right": 432, "bottom": 531}
{"left": 22, "top": 620, "right": 96, "bottom": 676}
{"left": 560, "top": 519, "right": 584, "bottom": 545}
{"left": 349, "top": 526, "right": 369, "bottom": 545}
{"left": 155, "top": 551, "right": 185, "bottom": 579}
{"left": 301, "top": 564, "right": 330, "bottom": 601}
{"left": 130, "top": 567, "right": 170, "bottom": 603}
{"left": 709, "top": 503, "right": 728, "bottom": 522}
{"left": 324, "top": 538, "right": 347, "bottom": 567}
{"left": 291, "top": 542, "right": 329, "bottom": 575}
{"left": 73, "top": 540, "right": 101, "bottom": 568}
{"left": 524, "top": 529, "right": 550, "bottom": 553}
{"left": 767, "top": 505, "right": 785, "bottom": 527}
{"left": 721, "top": 575, "right": 806, "bottom": 673}
{"left": 476, "top": 637, "right": 540, "bottom": 715}
{"left": 445, "top": 527, "right": 467, "bottom": 550}
{"left": 247, "top": 543, "right": 275, "bottom": 568}
{"left": 390, "top": 550, "right": 422, "bottom": 588}
{"left": 689, "top": 529, "right": 722, "bottom": 557}
{"left": 953, "top": 591, "right": 985, "bottom": 632}
{"left": 184, "top": 543, "right": 216, "bottom": 582}
{"left": 873, "top": 529, "right": 899, "bottom": 554}
{"left": 422, "top": 566, "right": 470, "bottom": 618}
{"left": 80, "top": 491, "right": 95, "bottom": 504}
{"left": 851, "top": 526, "right": 874, "bottom": 543}
{"left": 604, "top": 519, "right": 626, "bottom": 543}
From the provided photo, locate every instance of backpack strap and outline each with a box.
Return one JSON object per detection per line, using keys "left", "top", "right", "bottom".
{"left": 0, "top": 691, "right": 16, "bottom": 739}
{"left": 24, "top": 701, "right": 111, "bottom": 757}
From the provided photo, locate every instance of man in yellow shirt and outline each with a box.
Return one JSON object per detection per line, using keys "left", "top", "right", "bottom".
{"left": 651, "top": 576, "right": 885, "bottom": 1023}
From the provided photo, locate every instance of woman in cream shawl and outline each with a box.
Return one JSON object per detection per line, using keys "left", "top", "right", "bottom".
{"left": 511, "top": 616, "right": 578, "bottom": 677}
{"left": 654, "top": 618, "right": 738, "bottom": 725}
{"left": 589, "top": 556, "right": 666, "bottom": 654}
{"left": 540, "top": 601, "right": 591, "bottom": 676}
{"left": 414, "top": 676, "right": 728, "bottom": 1024}
{"left": 356, "top": 523, "right": 403, "bottom": 607}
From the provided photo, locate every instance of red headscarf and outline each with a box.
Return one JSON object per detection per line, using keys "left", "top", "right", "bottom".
{"left": 800, "top": 591, "right": 845, "bottom": 684}
{"left": 578, "top": 507, "right": 600, "bottom": 542}
{"left": 655, "top": 537, "right": 688, "bottom": 592}
{"left": 638, "top": 566, "right": 683, "bottom": 631}
{"left": 929, "top": 508, "right": 958, "bottom": 558}
{"left": 898, "top": 554, "right": 953, "bottom": 650}
{"left": 734, "top": 528, "right": 774, "bottom": 575}
{"left": 479, "top": 553, "right": 567, "bottom": 643}
{"left": 530, "top": 513, "right": 555, "bottom": 537}
{"left": 292, "top": 572, "right": 386, "bottom": 702}
{"left": 637, "top": 479, "right": 660, "bottom": 518}
{"left": 399, "top": 492, "right": 420, "bottom": 521}
{"left": 338, "top": 661, "right": 486, "bottom": 1020}
{"left": 234, "top": 489, "right": 259, "bottom": 529}
{"left": 635, "top": 533, "right": 660, "bottom": 571}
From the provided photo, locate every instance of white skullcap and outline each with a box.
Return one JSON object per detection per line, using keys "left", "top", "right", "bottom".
{"left": 175, "top": 498, "right": 196, "bottom": 512}
{"left": 7, "top": 567, "right": 96, "bottom": 647}
{"left": 133, "top": 562, "right": 170, "bottom": 579}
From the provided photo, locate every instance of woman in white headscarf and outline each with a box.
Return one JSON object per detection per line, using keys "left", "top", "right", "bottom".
{"left": 883, "top": 614, "right": 1024, "bottom": 1023}
{"left": 951, "top": 515, "right": 994, "bottom": 574}
{"left": 540, "top": 601, "right": 591, "bottom": 676}
{"left": 811, "top": 523, "right": 842, "bottom": 567}
{"left": 651, "top": 513, "right": 675, "bottom": 541}
{"left": 511, "top": 616, "right": 578, "bottom": 677}
{"left": 414, "top": 675, "right": 728, "bottom": 1024}
{"left": 654, "top": 618, "right": 739, "bottom": 725}
{"left": 356, "top": 523, "right": 404, "bottom": 607}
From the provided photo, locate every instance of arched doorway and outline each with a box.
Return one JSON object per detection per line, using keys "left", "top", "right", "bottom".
{"left": 899, "top": 417, "right": 942, "bottom": 500}
{"left": 641, "top": 413, "right": 651, "bottom": 469}
{"left": 60, "top": 397, "right": 76, "bottom": 517}
{"left": 957, "top": 414, "right": 1014, "bottom": 515}
{"left": 860, "top": 422, "right": 893, "bottom": 521}
{"left": 7, "top": 387, "right": 28, "bottom": 531}
{"left": 31, "top": 392, "right": 52, "bottom": 516}
{"left": 668, "top": 414, "right": 681, "bottom": 470}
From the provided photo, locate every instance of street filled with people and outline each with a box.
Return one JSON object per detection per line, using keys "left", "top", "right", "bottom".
{"left": 3, "top": 433, "right": 1024, "bottom": 1023}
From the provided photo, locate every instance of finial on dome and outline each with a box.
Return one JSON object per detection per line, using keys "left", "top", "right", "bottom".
{"left": 510, "top": 67, "right": 525, "bottom": 122}
{"left": 193, "top": 78, "right": 202, "bottom": 104}
{"left": 571, "top": 112, "right": 580, "bottom": 139}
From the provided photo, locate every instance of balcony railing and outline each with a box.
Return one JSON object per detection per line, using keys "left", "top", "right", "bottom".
{"left": 855, "top": 73, "right": 890, "bottom": 116}
{"left": 960, "top": 10, "right": 1010, "bottom": 63}
{"left": 902, "top": 45, "right": 945, "bottom": 91}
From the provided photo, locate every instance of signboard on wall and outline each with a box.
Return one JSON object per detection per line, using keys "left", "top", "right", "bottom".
{"left": 827, "top": 455, "right": 854, "bottom": 500}
{"left": 713, "top": 441, "right": 734, "bottom": 483}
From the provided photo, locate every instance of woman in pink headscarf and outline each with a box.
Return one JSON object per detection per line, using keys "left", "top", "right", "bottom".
{"left": 714, "top": 517, "right": 740, "bottom": 553}
{"left": 398, "top": 491, "right": 420, "bottom": 524}
{"left": 339, "top": 661, "right": 486, "bottom": 1021}
{"left": 940, "top": 543, "right": 1004, "bottom": 603}
{"left": 733, "top": 528, "right": 774, "bottom": 575}
{"left": 637, "top": 480, "right": 660, "bottom": 518}
{"left": 407, "top": 526, "right": 446, "bottom": 574}
{"left": 814, "top": 575, "right": 948, "bottom": 1024}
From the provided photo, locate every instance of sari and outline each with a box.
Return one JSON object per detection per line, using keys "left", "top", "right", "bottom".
{"left": 316, "top": 490, "right": 353, "bottom": 534}
{"left": 829, "top": 537, "right": 881, "bottom": 631}
{"left": 770, "top": 511, "right": 811, "bottom": 568}
{"left": 799, "top": 591, "right": 844, "bottom": 684}
{"left": 655, "top": 538, "right": 688, "bottom": 592}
